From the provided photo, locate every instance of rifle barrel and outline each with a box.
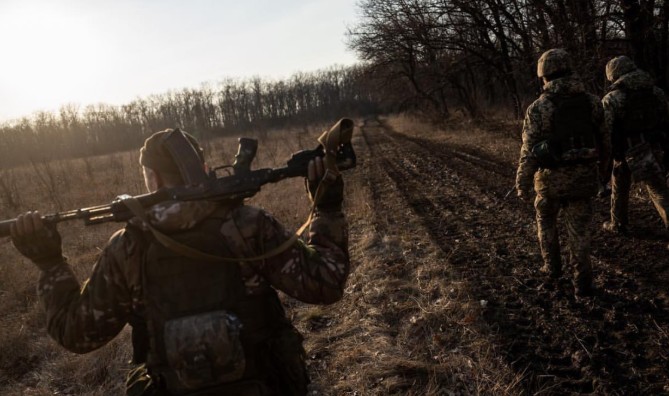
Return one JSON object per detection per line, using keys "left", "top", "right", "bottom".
{"left": 0, "top": 212, "right": 81, "bottom": 238}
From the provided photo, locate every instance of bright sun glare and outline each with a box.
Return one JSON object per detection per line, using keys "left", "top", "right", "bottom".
{"left": 1, "top": 2, "right": 113, "bottom": 118}
{"left": 0, "top": 1, "right": 361, "bottom": 122}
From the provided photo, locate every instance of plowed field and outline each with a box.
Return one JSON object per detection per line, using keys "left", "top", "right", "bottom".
{"left": 303, "top": 116, "right": 669, "bottom": 395}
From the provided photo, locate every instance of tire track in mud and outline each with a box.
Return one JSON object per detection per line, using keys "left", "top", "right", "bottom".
{"left": 361, "top": 118, "right": 669, "bottom": 394}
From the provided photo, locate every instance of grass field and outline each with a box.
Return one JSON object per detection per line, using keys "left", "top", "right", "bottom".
{"left": 0, "top": 122, "right": 331, "bottom": 395}
{"left": 2, "top": 115, "right": 668, "bottom": 395}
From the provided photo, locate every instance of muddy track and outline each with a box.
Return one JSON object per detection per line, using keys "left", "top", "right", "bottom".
{"left": 359, "top": 118, "right": 669, "bottom": 395}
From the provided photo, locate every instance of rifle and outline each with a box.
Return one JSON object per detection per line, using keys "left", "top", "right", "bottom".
{"left": 0, "top": 118, "right": 356, "bottom": 238}
{"left": 503, "top": 186, "right": 516, "bottom": 200}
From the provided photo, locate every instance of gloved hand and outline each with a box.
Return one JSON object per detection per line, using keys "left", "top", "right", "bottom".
{"left": 306, "top": 156, "right": 344, "bottom": 212}
{"left": 11, "top": 211, "right": 63, "bottom": 270}
{"left": 517, "top": 189, "right": 532, "bottom": 202}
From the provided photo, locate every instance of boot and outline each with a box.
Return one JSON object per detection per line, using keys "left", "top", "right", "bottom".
{"left": 540, "top": 261, "right": 562, "bottom": 279}
{"left": 574, "top": 276, "right": 593, "bottom": 297}
{"left": 602, "top": 221, "right": 627, "bottom": 235}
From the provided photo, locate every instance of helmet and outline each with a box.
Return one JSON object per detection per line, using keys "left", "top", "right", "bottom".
{"left": 605, "top": 56, "right": 636, "bottom": 82}
{"left": 139, "top": 129, "right": 205, "bottom": 174}
{"left": 537, "top": 49, "right": 572, "bottom": 79}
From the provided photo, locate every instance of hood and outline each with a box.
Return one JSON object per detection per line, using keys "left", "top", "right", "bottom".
{"left": 130, "top": 200, "right": 221, "bottom": 233}
{"left": 611, "top": 69, "right": 654, "bottom": 91}
{"left": 542, "top": 76, "right": 586, "bottom": 95}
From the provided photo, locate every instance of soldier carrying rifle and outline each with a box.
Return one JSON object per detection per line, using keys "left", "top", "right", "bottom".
{"left": 9, "top": 122, "right": 353, "bottom": 396}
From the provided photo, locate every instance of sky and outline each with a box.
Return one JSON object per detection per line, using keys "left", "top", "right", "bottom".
{"left": 0, "top": 0, "right": 361, "bottom": 122}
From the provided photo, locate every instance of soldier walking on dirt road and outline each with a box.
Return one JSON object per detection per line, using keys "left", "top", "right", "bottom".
{"left": 516, "top": 49, "right": 611, "bottom": 296}
{"left": 600, "top": 56, "right": 669, "bottom": 240}
{"left": 10, "top": 128, "right": 351, "bottom": 395}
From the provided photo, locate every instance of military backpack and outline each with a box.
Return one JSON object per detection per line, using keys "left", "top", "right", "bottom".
{"left": 531, "top": 92, "right": 598, "bottom": 168}
{"left": 126, "top": 209, "right": 308, "bottom": 396}
{"left": 615, "top": 87, "right": 666, "bottom": 181}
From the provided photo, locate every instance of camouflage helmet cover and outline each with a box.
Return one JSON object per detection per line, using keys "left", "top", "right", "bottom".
{"left": 537, "top": 48, "right": 572, "bottom": 79}
{"left": 139, "top": 129, "right": 205, "bottom": 174}
{"left": 605, "top": 56, "right": 637, "bottom": 82}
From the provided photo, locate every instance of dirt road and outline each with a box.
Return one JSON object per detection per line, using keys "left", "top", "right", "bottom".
{"left": 306, "top": 116, "right": 669, "bottom": 395}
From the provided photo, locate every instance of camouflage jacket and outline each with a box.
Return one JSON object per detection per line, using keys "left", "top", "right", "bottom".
{"left": 36, "top": 200, "right": 349, "bottom": 353}
{"left": 602, "top": 69, "right": 669, "bottom": 159}
{"left": 515, "top": 76, "right": 610, "bottom": 198}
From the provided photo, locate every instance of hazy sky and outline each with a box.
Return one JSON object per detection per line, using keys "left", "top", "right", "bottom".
{"left": 0, "top": 0, "right": 360, "bottom": 122}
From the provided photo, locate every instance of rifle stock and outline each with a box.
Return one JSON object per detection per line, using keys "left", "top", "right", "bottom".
{"left": 0, "top": 118, "right": 356, "bottom": 238}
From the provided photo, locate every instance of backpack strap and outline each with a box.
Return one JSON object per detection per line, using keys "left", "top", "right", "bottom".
{"left": 119, "top": 191, "right": 321, "bottom": 263}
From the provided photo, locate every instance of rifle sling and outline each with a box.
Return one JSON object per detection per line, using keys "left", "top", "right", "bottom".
{"left": 120, "top": 181, "right": 327, "bottom": 263}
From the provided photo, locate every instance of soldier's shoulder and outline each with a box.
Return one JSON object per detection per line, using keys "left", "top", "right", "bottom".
{"left": 228, "top": 205, "right": 282, "bottom": 237}
{"left": 109, "top": 226, "right": 133, "bottom": 245}
{"left": 602, "top": 89, "right": 623, "bottom": 106}
{"left": 530, "top": 95, "right": 552, "bottom": 108}
{"left": 106, "top": 224, "right": 147, "bottom": 257}
{"left": 526, "top": 96, "right": 554, "bottom": 117}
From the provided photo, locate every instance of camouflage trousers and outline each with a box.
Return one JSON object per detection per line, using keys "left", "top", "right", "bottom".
{"left": 610, "top": 160, "right": 669, "bottom": 229}
{"left": 534, "top": 195, "right": 593, "bottom": 285}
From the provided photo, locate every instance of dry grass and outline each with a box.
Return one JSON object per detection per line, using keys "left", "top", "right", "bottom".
{"left": 0, "top": 116, "right": 528, "bottom": 395}
{"left": 385, "top": 113, "right": 522, "bottom": 164}
{"left": 295, "top": 115, "right": 525, "bottom": 395}
{"left": 0, "top": 122, "right": 334, "bottom": 394}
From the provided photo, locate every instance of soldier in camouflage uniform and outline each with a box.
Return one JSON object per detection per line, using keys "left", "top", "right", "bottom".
{"left": 601, "top": 56, "right": 669, "bottom": 236}
{"left": 516, "top": 49, "right": 610, "bottom": 296}
{"left": 10, "top": 129, "right": 350, "bottom": 395}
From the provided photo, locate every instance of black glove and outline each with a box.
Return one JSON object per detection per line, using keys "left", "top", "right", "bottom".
{"left": 11, "top": 212, "right": 63, "bottom": 270}
{"left": 307, "top": 176, "right": 344, "bottom": 213}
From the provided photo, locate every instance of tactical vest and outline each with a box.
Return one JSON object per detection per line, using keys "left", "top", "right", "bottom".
{"left": 127, "top": 211, "right": 306, "bottom": 395}
{"left": 532, "top": 92, "right": 598, "bottom": 168}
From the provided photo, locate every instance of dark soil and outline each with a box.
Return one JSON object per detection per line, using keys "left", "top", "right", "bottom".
{"left": 323, "top": 116, "right": 669, "bottom": 395}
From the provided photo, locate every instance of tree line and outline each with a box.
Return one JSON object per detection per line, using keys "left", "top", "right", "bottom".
{"left": 0, "top": 66, "right": 379, "bottom": 167}
{"left": 346, "top": 0, "right": 669, "bottom": 119}
{"left": 5, "top": 0, "right": 664, "bottom": 167}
